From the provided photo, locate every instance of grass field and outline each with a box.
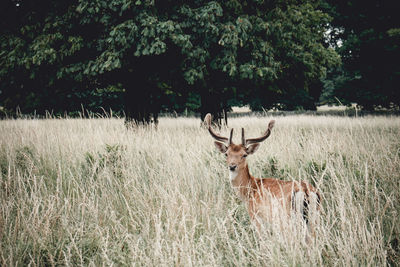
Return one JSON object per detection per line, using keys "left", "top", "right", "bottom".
{"left": 0, "top": 115, "right": 399, "bottom": 266}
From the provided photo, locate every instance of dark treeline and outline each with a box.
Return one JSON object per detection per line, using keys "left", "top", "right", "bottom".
{"left": 0, "top": 0, "right": 398, "bottom": 124}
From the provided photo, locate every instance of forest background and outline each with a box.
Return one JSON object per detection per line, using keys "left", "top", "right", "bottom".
{"left": 0, "top": 0, "right": 399, "bottom": 123}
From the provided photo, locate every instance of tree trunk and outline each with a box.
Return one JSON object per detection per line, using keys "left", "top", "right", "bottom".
{"left": 124, "top": 72, "right": 159, "bottom": 127}
{"left": 200, "top": 86, "right": 226, "bottom": 127}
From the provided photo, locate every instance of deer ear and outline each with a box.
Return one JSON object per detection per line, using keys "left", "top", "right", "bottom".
{"left": 214, "top": 141, "right": 228, "bottom": 153}
{"left": 246, "top": 143, "right": 260, "bottom": 155}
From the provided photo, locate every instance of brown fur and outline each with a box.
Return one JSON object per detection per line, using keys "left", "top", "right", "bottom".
{"left": 224, "top": 144, "right": 321, "bottom": 231}
{"left": 205, "top": 114, "right": 321, "bottom": 236}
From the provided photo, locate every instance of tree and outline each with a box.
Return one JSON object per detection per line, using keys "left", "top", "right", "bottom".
{"left": 0, "top": 0, "right": 190, "bottom": 122}
{"left": 170, "top": 1, "right": 339, "bottom": 119}
{"left": 0, "top": 0, "right": 340, "bottom": 123}
{"left": 66, "top": 0, "right": 191, "bottom": 124}
{"left": 321, "top": 0, "right": 400, "bottom": 110}
{"left": 0, "top": 0, "right": 83, "bottom": 115}
{"left": 238, "top": 2, "right": 340, "bottom": 111}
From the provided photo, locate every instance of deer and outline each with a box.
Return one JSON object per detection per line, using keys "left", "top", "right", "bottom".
{"left": 204, "top": 113, "right": 321, "bottom": 239}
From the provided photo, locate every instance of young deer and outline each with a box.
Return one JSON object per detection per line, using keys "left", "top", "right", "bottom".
{"left": 204, "top": 113, "right": 321, "bottom": 237}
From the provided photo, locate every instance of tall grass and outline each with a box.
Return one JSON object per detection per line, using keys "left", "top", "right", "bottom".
{"left": 0, "top": 115, "right": 399, "bottom": 266}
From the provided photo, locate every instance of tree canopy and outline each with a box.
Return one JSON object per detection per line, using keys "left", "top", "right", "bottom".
{"left": 1, "top": 0, "right": 343, "bottom": 123}
{"left": 321, "top": 0, "right": 400, "bottom": 110}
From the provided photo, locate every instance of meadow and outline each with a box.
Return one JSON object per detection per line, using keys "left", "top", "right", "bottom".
{"left": 0, "top": 115, "right": 399, "bottom": 266}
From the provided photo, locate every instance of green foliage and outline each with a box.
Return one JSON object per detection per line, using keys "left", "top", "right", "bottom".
{"left": 0, "top": 0, "right": 339, "bottom": 119}
{"left": 321, "top": 0, "right": 400, "bottom": 110}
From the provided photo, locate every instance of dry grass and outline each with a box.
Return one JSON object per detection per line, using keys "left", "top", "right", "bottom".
{"left": 0, "top": 115, "right": 399, "bottom": 266}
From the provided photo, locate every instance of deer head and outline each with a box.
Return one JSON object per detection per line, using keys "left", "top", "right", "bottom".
{"left": 204, "top": 114, "right": 321, "bottom": 239}
{"left": 204, "top": 113, "right": 275, "bottom": 173}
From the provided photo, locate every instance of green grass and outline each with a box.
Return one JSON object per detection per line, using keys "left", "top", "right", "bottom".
{"left": 0, "top": 115, "right": 399, "bottom": 266}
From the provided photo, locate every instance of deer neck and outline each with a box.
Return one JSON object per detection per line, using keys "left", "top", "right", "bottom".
{"left": 230, "top": 164, "right": 253, "bottom": 200}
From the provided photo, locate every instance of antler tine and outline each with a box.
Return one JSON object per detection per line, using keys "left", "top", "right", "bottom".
{"left": 241, "top": 128, "right": 245, "bottom": 146}
{"left": 204, "top": 113, "right": 229, "bottom": 143}
{"left": 229, "top": 128, "right": 234, "bottom": 144}
{"left": 245, "top": 120, "right": 275, "bottom": 145}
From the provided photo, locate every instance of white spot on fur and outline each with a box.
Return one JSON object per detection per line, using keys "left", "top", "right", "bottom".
{"left": 229, "top": 170, "right": 238, "bottom": 181}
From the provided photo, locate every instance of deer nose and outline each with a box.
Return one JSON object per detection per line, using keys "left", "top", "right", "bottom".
{"left": 229, "top": 165, "right": 237, "bottom": 171}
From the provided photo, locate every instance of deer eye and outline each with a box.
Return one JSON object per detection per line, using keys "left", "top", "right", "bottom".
{"left": 224, "top": 153, "right": 228, "bottom": 157}
{"left": 242, "top": 154, "right": 248, "bottom": 158}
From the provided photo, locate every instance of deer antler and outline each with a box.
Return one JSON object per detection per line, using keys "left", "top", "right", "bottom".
{"left": 244, "top": 120, "right": 275, "bottom": 145}
{"left": 241, "top": 128, "right": 246, "bottom": 146}
{"left": 204, "top": 113, "right": 231, "bottom": 144}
